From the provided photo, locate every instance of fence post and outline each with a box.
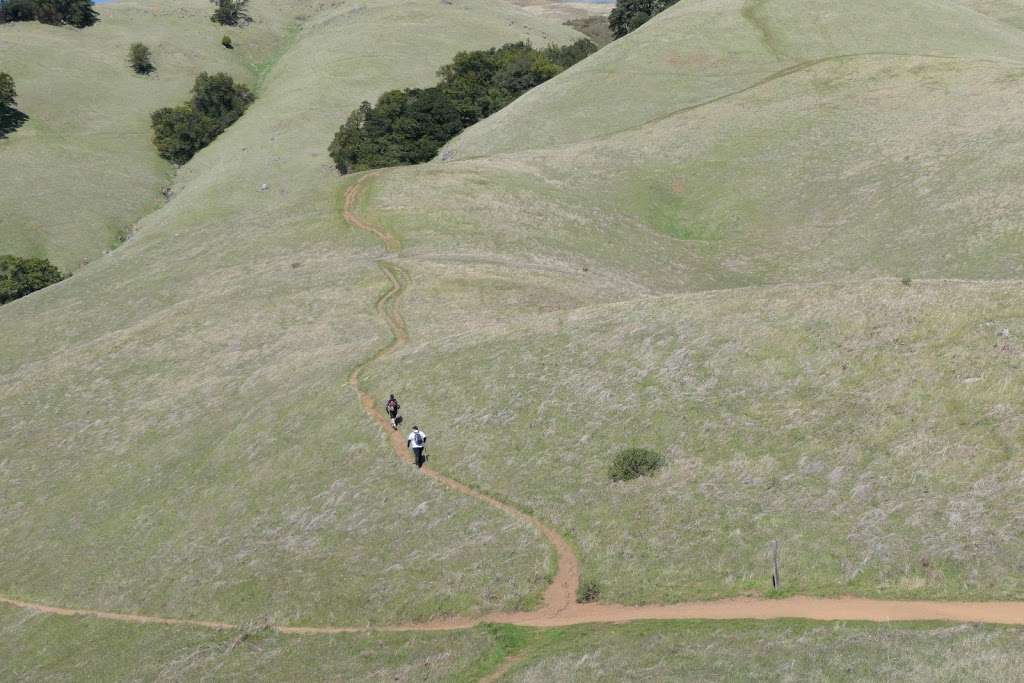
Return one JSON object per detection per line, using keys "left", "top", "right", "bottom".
{"left": 772, "top": 539, "right": 781, "bottom": 589}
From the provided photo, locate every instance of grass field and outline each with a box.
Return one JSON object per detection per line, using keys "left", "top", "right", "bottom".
{"left": 3, "top": 0, "right": 1024, "bottom": 676}
{"left": 5, "top": 605, "right": 1024, "bottom": 681}
{"left": 0, "top": 0, "right": 579, "bottom": 626}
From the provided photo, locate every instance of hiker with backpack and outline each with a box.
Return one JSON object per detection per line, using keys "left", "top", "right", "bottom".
{"left": 407, "top": 426, "right": 427, "bottom": 468}
{"left": 385, "top": 394, "right": 400, "bottom": 430}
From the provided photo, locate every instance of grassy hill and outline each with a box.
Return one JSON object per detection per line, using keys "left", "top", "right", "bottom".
{"left": 0, "top": 0, "right": 302, "bottom": 271}
{"left": 0, "top": 0, "right": 579, "bottom": 627}
{"left": 3, "top": 0, "right": 1024, "bottom": 677}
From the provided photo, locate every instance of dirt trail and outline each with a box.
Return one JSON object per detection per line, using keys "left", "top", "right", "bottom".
{"left": 3, "top": 172, "right": 1024, "bottom": 643}
{"left": 344, "top": 172, "right": 580, "bottom": 618}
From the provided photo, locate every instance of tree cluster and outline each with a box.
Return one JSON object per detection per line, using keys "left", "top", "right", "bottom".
{"left": 608, "top": 0, "right": 680, "bottom": 38}
{"left": 210, "top": 0, "right": 248, "bottom": 26}
{"left": 329, "top": 39, "right": 596, "bottom": 174}
{"left": 0, "top": 255, "right": 64, "bottom": 304}
{"left": 150, "top": 72, "right": 254, "bottom": 164}
{"left": 0, "top": 0, "right": 98, "bottom": 28}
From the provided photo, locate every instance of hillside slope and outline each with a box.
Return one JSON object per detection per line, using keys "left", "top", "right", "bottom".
{"left": 2, "top": 0, "right": 1024, "bottom": 667}
{"left": 0, "top": 0, "right": 302, "bottom": 271}
{"left": 0, "top": 0, "right": 581, "bottom": 626}
{"left": 442, "top": 0, "right": 1024, "bottom": 158}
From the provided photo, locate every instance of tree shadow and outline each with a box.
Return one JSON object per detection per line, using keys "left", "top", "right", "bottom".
{"left": 0, "top": 107, "right": 29, "bottom": 140}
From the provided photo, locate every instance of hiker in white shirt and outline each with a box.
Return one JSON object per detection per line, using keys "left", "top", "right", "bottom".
{"left": 407, "top": 426, "right": 427, "bottom": 468}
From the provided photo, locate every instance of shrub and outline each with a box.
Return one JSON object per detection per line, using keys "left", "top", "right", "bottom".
{"left": 901, "top": 277, "right": 912, "bottom": 286}
{"left": 210, "top": 0, "right": 248, "bottom": 26}
{"left": 150, "top": 71, "right": 253, "bottom": 164}
{"left": 329, "top": 39, "right": 595, "bottom": 174}
{"left": 609, "top": 0, "right": 680, "bottom": 38}
{"left": 577, "top": 578, "right": 601, "bottom": 603}
{"left": 0, "top": 255, "right": 65, "bottom": 304}
{"left": 128, "top": 43, "right": 154, "bottom": 75}
{"left": 221, "top": 34, "right": 233, "bottom": 49}
{"left": 0, "top": 0, "right": 98, "bottom": 28}
{"left": 608, "top": 447, "right": 664, "bottom": 482}
{"left": 0, "top": 72, "right": 15, "bottom": 110}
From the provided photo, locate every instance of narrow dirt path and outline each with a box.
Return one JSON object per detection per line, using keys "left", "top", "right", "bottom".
{"left": 344, "top": 171, "right": 580, "bottom": 618}
{"left": 3, "top": 172, "right": 1024, "bottom": 641}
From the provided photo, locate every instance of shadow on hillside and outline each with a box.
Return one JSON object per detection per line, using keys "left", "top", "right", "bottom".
{"left": 0, "top": 107, "right": 29, "bottom": 140}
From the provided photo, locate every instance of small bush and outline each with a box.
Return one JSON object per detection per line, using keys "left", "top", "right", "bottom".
{"left": 608, "top": 447, "right": 664, "bottom": 482}
{"left": 901, "top": 277, "right": 912, "bottom": 286}
{"left": 0, "top": 254, "right": 65, "bottom": 304}
{"left": 0, "top": 72, "right": 15, "bottom": 110}
{"left": 150, "top": 71, "right": 253, "bottom": 164}
{"left": 221, "top": 34, "right": 233, "bottom": 49}
{"left": 129, "top": 43, "right": 154, "bottom": 75}
{"left": 210, "top": 0, "right": 248, "bottom": 27}
{"left": 577, "top": 579, "right": 601, "bottom": 603}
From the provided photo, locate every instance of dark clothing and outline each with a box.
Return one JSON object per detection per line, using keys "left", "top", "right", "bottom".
{"left": 413, "top": 447, "right": 425, "bottom": 468}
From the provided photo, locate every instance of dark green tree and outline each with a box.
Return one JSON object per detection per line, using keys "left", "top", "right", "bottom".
{"left": 150, "top": 72, "right": 253, "bottom": 164}
{"left": 608, "top": 0, "right": 679, "bottom": 38}
{"left": 329, "top": 40, "right": 595, "bottom": 175}
{"left": 0, "top": 72, "right": 15, "bottom": 109}
{"left": 543, "top": 38, "right": 599, "bottom": 69}
{"left": 128, "top": 42, "right": 154, "bottom": 75}
{"left": 0, "top": 255, "right": 65, "bottom": 304}
{"left": 210, "top": 0, "right": 248, "bottom": 26}
{"left": 0, "top": 0, "right": 98, "bottom": 27}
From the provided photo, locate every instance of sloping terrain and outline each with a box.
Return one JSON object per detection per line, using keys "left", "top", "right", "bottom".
{"left": 0, "top": 0, "right": 580, "bottom": 627}
{"left": 3, "top": 0, "right": 1024, "bottom": 678}
{"left": 0, "top": 0, "right": 301, "bottom": 271}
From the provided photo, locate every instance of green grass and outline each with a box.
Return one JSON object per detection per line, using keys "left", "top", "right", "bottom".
{"left": 5, "top": 605, "right": 1024, "bottom": 681}
{"left": 5, "top": 0, "right": 1024, "bottom": 675}
{"left": 0, "top": 0, "right": 580, "bottom": 626}
{"left": 503, "top": 620, "right": 1024, "bottom": 681}
{"left": 367, "top": 280, "right": 1024, "bottom": 604}
{"left": 0, "top": 0, "right": 300, "bottom": 271}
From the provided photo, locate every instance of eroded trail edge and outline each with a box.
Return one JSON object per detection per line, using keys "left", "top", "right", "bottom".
{"left": 3, "top": 174, "right": 1024, "bottom": 636}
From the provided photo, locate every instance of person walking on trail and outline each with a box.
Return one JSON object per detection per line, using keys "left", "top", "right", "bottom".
{"left": 385, "top": 394, "right": 400, "bottom": 430}
{"left": 407, "top": 426, "right": 427, "bottom": 468}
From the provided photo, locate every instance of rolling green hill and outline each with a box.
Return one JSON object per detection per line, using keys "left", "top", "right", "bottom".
{"left": 0, "top": 0, "right": 300, "bottom": 271}
{"left": 3, "top": 0, "right": 1024, "bottom": 677}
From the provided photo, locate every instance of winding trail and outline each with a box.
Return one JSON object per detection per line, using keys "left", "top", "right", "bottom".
{"left": 3, "top": 172, "right": 1024, "bottom": 645}
{"left": 343, "top": 172, "right": 580, "bottom": 620}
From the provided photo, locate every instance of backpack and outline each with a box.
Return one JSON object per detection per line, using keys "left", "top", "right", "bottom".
{"left": 413, "top": 431, "right": 424, "bottom": 447}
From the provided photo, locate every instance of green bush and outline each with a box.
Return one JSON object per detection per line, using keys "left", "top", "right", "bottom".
{"left": 128, "top": 43, "right": 154, "bottom": 75}
{"left": 150, "top": 72, "right": 253, "bottom": 164}
{"left": 328, "top": 39, "right": 596, "bottom": 174}
{"left": 0, "top": 0, "right": 98, "bottom": 28}
{"left": 577, "top": 578, "right": 601, "bottom": 603}
{"left": 608, "top": 448, "right": 665, "bottom": 482}
{"left": 0, "top": 72, "right": 15, "bottom": 110}
{"left": 221, "top": 34, "right": 233, "bottom": 49}
{"left": 609, "top": 0, "right": 680, "bottom": 38}
{"left": 0, "top": 255, "right": 65, "bottom": 304}
{"left": 210, "top": 0, "right": 248, "bottom": 26}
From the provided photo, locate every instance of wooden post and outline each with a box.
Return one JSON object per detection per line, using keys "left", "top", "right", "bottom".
{"left": 771, "top": 539, "right": 781, "bottom": 589}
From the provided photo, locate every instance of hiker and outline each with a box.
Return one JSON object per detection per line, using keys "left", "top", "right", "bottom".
{"left": 385, "top": 394, "right": 400, "bottom": 430}
{"left": 407, "top": 425, "right": 427, "bottom": 468}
